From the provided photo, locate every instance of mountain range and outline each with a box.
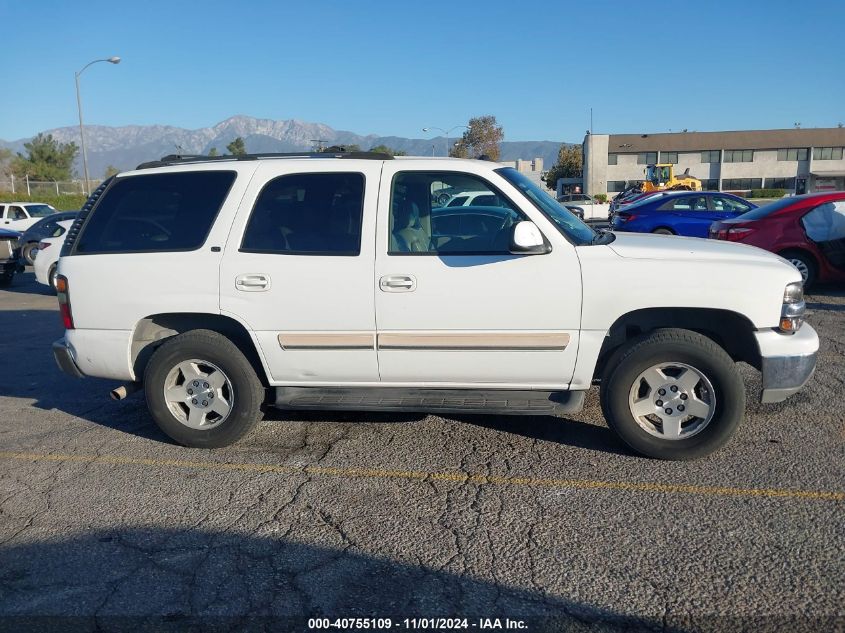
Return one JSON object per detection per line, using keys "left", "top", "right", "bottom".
{"left": 1, "top": 115, "right": 568, "bottom": 179}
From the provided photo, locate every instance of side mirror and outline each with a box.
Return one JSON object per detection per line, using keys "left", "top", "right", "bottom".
{"left": 510, "top": 221, "right": 550, "bottom": 255}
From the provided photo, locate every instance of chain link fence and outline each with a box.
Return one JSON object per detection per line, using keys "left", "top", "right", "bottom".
{"left": 0, "top": 176, "right": 102, "bottom": 197}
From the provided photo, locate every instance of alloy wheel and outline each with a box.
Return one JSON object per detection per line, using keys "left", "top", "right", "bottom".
{"left": 163, "top": 359, "right": 234, "bottom": 430}
{"left": 627, "top": 362, "right": 715, "bottom": 440}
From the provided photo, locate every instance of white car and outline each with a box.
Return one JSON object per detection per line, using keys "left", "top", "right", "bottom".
{"left": 34, "top": 219, "right": 74, "bottom": 290}
{"left": 52, "top": 154, "right": 818, "bottom": 460}
{"left": 442, "top": 190, "right": 507, "bottom": 208}
{"left": 556, "top": 193, "right": 611, "bottom": 222}
{"left": 0, "top": 202, "right": 58, "bottom": 231}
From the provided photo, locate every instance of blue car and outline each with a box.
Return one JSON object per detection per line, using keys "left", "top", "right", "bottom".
{"left": 610, "top": 191, "right": 756, "bottom": 237}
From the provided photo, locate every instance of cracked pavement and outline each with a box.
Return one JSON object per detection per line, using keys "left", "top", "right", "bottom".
{"left": 0, "top": 271, "right": 843, "bottom": 632}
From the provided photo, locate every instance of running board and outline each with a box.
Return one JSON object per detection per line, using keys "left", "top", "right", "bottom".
{"left": 273, "top": 387, "right": 585, "bottom": 416}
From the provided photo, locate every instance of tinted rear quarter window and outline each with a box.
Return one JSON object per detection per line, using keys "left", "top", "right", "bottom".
{"left": 75, "top": 171, "right": 236, "bottom": 254}
{"left": 241, "top": 172, "right": 364, "bottom": 255}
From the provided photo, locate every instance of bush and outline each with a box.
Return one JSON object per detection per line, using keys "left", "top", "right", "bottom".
{"left": 593, "top": 193, "right": 608, "bottom": 203}
{"left": 747, "top": 188, "right": 787, "bottom": 199}
{"left": 0, "top": 191, "right": 87, "bottom": 211}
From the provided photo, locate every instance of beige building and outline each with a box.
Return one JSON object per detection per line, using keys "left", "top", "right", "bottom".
{"left": 580, "top": 127, "right": 845, "bottom": 196}
{"left": 499, "top": 157, "right": 546, "bottom": 188}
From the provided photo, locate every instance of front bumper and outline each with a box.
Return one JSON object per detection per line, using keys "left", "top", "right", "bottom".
{"left": 52, "top": 338, "right": 84, "bottom": 379}
{"left": 756, "top": 324, "right": 819, "bottom": 403}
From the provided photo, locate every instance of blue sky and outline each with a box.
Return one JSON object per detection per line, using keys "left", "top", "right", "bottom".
{"left": 1, "top": 0, "right": 844, "bottom": 142}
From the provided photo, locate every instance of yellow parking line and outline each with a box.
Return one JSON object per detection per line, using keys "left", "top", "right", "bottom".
{"left": 1, "top": 450, "right": 842, "bottom": 502}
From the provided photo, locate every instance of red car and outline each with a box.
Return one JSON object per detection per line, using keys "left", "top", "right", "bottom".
{"left": 709, "top": 191, "right": 845, "bottom": 287}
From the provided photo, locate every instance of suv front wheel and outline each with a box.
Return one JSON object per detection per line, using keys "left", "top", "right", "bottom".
{"left": 600, "top": 329, "right": 745, "bottom": 460}
{"left": 145, "top": 330, "right": 265, "bottom": 448}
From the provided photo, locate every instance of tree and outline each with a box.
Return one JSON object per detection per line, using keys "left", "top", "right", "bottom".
{"left": 226, "top": 137, "right": 246, "bottom": 156}
{"left": 104, "top": 165, "right": 120, "bottom": 178}
{"left": 207, "top": 147, "right": 219, "bottom": 157}
{"left": 368, "top": 144, "right": 406, "bottom": 156}
{"left": 0, "top": 148, "right": 12, "bottom": 179}
{"left": 321, "top": 144, "right": 360, "bottom": 153}
{"left": 11, "top": 133, "right": 78, "bottom": 181}
{"left": 450, "top": 115, "right": 503, "bottom": 161}
{"left": 542, "top": 145, "right": 582, "bottom": 190}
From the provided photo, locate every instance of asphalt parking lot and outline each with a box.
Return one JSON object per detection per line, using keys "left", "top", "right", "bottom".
{"left": 1, "top": 269, "right": 843, "bottom": 632}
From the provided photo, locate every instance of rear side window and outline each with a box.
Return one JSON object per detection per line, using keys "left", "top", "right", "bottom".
{"left": 241, "top": 172, "right": 364, "bottom": 255}
{"left": 75, "top": 172, "right": 235, "bottom": 254}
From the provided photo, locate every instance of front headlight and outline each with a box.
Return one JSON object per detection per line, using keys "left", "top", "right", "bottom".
{"left": 779, "top": 282, "right": 805, "bottom": 332}
{"left": 783, "top": 282, "right": 804, "bottom": 304}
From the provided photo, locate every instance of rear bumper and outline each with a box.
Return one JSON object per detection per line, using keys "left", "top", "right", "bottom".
{"left": 755, "top": 324, "right": 819, "bottom": 403}
{"left": 52, "top": 338, "right": 85, "bottom": 379}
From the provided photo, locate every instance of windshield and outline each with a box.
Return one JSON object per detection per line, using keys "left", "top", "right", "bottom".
{"left": 646, "top": 165, "right": 670, "bottom": 184}
{"left": 735, "top": 197, "right": 797, "bottom": 220}
{"left": 25, "top": 204, "right": 56, "bottom": 218}
{"left": 496, "top": 167, "right": 595, "bottom": 245}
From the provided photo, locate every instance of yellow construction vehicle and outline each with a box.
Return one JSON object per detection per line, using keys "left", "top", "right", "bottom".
{"left": 642, "top": 164, "right": 702, "bottom": 192}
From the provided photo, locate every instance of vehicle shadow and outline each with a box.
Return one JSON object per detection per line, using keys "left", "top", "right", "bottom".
{"left": 0, "top": 305, "right": 619, "bottom": 456}
{"left": 449, "top": 413, "right": 628, "bottom": 456}
{"left": 805, "top": 301, "right": 845, "bottom": 313}
{"left": 0, "top": 528, "right": 673, "bottom": 631}
{"left": 806, "top": 283, "right": 845, "bottom": 299}
{"left": 2, "top": 268, "right": 55, "bottom": 296}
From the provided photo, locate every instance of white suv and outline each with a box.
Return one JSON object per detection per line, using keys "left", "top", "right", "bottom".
{"left": 52, "top": 152, "right": 818, "bottom": 459}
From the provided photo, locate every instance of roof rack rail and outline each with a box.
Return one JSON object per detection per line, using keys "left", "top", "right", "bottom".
{"left": 136, "top": 151, "right": 394, "bottom": 170}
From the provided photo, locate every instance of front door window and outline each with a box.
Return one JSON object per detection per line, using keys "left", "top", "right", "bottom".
{"left": 390, "top": 171, "right": 526, "bottom": 255}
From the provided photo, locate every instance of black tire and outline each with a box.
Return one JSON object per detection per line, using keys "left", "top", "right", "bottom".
{"left": 652, "top": 227, "right": 675, "bottom": 235}
{"left": 144, "top": 329, "right": 265, "bottom": 448}
{"left": 779, "top": 249, "right": 817, "bottom": 288}
{"left": 22, "top": 242, "right": 38, "bottom": 266}
{"left": 600, "top": 328, "right": 745, "bottom": 460}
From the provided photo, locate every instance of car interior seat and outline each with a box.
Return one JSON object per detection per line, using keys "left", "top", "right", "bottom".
{"left": 392, "top": 198, "right": 430, "bottom": 252}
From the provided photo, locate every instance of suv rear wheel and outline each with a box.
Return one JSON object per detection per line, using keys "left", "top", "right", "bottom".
{"left": 600, "top": 329, "right": 745, "bottom": 460}
{"left": 144, "top": 329, "right": 265, "bottom": 447}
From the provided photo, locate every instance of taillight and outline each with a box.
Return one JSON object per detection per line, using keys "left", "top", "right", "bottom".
{"left": 56, "top": 275, "right": 74, "bottom": 330}
{"left": 38, "top": 241, "right": 51, "bottom": 250}
{"left": 725, "top": 227, "right": 754, "bottom": 241}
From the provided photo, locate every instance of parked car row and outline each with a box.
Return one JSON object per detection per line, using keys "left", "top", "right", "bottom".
{"left": 555, "top": 193, "right": 611, "bottom": 222}
{"left": 608, "top": 190, "right": 845, "bottom": 286}
{"left": 0, "top": 200, "right": 78, "bottom": 287}
{"left": 0, "top": 227, "right": 23, "bottom": 286}
{"left": 610, "top": 191, "right": 755, "bottom": 238}
{"left": 18, "top": 211, "right": 78, "bottom": 264}
{"left": 710, "top": 193, "right": 845, "bottom": 286}
{"left": 1, "top": 202, "right": 58, "bottom": 231}
{"left": 34, "top": 219, "right": 76, "bottom": 290}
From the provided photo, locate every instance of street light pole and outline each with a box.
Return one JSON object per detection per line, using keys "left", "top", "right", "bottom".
{"left": 75, "top": 56, "right": 121, "bottom": 195}
{"left": 422, "top": 125, "right": 469, "bottom": 157}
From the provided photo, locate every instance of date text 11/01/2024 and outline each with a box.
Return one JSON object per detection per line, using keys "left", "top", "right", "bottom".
{"left": 308, "top": 618, "right": 528, "bottom": 629}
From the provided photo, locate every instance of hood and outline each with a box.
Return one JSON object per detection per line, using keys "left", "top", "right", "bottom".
{"left": 608, "top": 232, "right": 783, "bottom": 265}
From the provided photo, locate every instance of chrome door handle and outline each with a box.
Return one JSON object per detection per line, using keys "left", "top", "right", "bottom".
{"left": 235, "top": 273, "right": 271, "bottom": 292}
{"left": 379, "top": 275, "right": 416, "bottom": 292}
